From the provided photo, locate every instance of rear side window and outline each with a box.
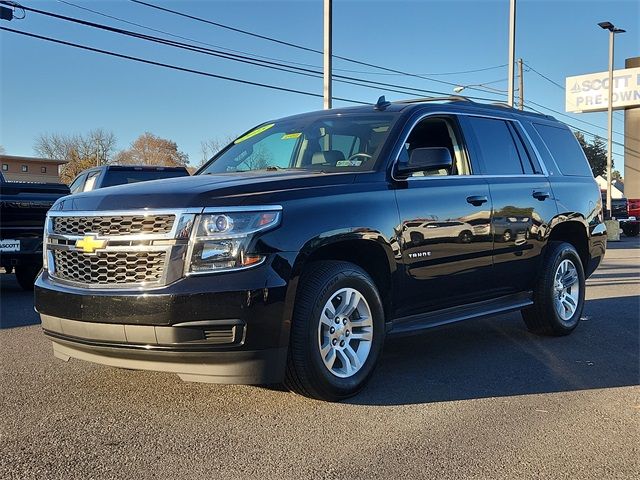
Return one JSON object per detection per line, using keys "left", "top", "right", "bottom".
{"left": 101, "top": 169, "right": 189, "bottom": 187}
{"left": 533, "top": 123, "right": 592, "bottom": 177}
{"left": 465, "top": 117, "right": 528, "bottom": 175}
{"left": 69, "top": 174, "right": 86, "bottom": 194}
{"left": 83, "top": 172, "right": 100, "bottom": 192}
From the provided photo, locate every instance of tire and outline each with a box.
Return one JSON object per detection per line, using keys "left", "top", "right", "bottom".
{"left": 622, "top": 223, "right": 639, "bottom": 237}
{"left": 15, "top": 262, "right": 41, "bottom": 291}
{"left": 285, "top": 261, "right": 385, "bottom": 401}
{"left": 522, "top": 242, "right": 585, "bottom": 336}
{"left": 458, "top": 230, "right": 472, "bottom": 243}
{"left": 502, "top": 230, "right": 512, "bottom": 242}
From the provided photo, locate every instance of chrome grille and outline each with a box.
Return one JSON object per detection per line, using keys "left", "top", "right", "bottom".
{"left": 53, "top": 215, "right": 175, "bottom": 236}
{"left": 52, "top": 250, "right": 167, "bottom": 286}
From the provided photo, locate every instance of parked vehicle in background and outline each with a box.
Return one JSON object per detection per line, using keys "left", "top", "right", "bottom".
{"left": 621, "top": 198, "right": 640, "bottom": 237}
{"left": 628, "top": 198, "right": 640, "bottom": 219}
{"left": 600, "top": 192, "right": 639, "bottom": 237}
{"left": 68, "top": 165, "right": 190, "bottom": 194}
{"left": 0, "top": 171, "right": 69, "bottom": 290}
{"left": 600, "top": 191, "right": 629, "bottom": 219}
{"left": 35, "top": 97, "right": 607, "bottom": 401}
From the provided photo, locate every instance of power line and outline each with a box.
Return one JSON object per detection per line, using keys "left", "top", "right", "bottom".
{"left": 6, "top": 3, "right": 632, "bottom": 157}
{"left": 524, "top": 103, "right": 637, "bottom": 159}
{"left": 0, "top": 26, "right": 369, "bottom": 105}
{"left": 524, "top": 60, "right": 624, "bottom": 121}
{"left": 328, "top": 64, "right": 509, "bottom": 77}
{"left": 523, "top": 62, "right": 565, "bottom": 90}
{"left": 56, "top": 0, "right": 333, "bottom": 74}
{"left": 128, "top": 0, "right": 504, "bottom": 97}
{"left": 15, "top": 3, "right": 506, "bottom": 102}
{"left": 526, "top": 98, "right": 628, "bottom": 139}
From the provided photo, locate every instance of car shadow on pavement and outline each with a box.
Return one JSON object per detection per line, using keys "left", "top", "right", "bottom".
{"left": 0, "top": 273, "right": 40, "bottom": 329}
{"left": 349, "top": 295, "right": 639, "bottom": 406}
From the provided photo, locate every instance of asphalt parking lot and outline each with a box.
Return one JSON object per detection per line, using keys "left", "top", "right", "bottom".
{"left": 1, "top": 238, "right": 638, "bottom": 479}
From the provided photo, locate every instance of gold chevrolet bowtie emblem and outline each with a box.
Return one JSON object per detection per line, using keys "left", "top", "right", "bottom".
{"left": 75, "top": 235, "right": 107, "bottom": 253}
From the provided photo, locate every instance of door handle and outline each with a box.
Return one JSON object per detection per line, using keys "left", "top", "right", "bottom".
{"left": 532, "top": 191, "right": 550, "bottom": 201}
{"left": 466, "top": 195, "right": 488, "bottom": 206}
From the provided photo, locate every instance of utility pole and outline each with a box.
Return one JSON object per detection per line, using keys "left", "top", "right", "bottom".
{"left": 323, "top": 0, "right": 332, "bottom": 110}
{"left": 517, "top": 58, "right": 524, "bottom": 110}
{"left": 507, "top": 0, "right": 516, "bottom": 107}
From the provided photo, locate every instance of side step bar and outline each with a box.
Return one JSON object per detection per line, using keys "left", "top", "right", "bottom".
{"left": 387, "top": 292, "right": 533, "bottom": 336}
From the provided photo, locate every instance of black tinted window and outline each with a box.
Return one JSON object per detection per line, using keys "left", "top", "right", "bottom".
{"left": 466, "top": 117, "right": 524, "bottom": 175}
{"left": 102, "top": 170, "right": 188, "bottom": 187}
{"left": 69, "top": 174, "right": 86, "bottom": 194}
{"left": 533, "top": 123, "right": 592, "bottom": 177}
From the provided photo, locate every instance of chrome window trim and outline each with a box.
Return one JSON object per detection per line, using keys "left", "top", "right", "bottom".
{"left": 389, "top": 110, "right": 551, "bottom": 182}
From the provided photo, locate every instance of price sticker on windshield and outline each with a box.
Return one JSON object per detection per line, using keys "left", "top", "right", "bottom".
{"left": 234, "top": 123, "right": 275, "bottom": 144}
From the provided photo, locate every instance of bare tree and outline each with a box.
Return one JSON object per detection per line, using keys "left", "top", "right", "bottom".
{"left": 34, "top": 129, "right": 117, "bottom": 184}
{"left": 115, "top": 132, "right": 188, "bottom": 167}
{"left": 199, "top": 135, "right": 237, "bottom": 167}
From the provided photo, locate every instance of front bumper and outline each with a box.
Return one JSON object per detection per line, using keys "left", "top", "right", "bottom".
{"left": 35, "top": 253, "right": 297, "bottom": 384}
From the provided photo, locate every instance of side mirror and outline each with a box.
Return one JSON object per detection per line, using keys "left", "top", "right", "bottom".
{"left": 396, "top": 147, "right": 453, "bottom": 176}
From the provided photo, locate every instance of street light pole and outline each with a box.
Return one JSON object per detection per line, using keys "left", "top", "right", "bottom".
{"left": 606, "top": 28, "right": 614, "bottom": 219}
{"left": 507, "top": 0, "right": 516, "bottom": 107}
{"left": 598, "top": 21, "right": 626, "bottom": 219}
{"left": 323, "top": 0, "right": 332, "bottom": 110}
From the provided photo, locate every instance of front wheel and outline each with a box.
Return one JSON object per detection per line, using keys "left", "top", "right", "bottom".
{"left": 522, "top": 242, "right": 585, "bottom": 336}
{"left": 285, "top": 261, "right": 385, "bottom": 401}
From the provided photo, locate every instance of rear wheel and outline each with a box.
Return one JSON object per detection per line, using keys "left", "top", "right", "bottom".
{"left": 15, "top": 262, "right": 41, "bottom": 291}
{"left": 285, "top": 261, "right": 385, "bottom": 401}
{"left": 622, "top": 222, "right": 639, "bottom": 237}
{"left": 522, "top": 242, "right": 585, "bottom": 336}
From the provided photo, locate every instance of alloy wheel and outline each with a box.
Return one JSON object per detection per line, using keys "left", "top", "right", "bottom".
{"left": 317, "top": 288, "right": 374, "bottom": 378}
{"left": 553, "top": 259, "right": 580, "bottom": 321}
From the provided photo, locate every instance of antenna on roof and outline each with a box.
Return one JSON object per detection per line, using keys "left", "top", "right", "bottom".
{"left": 374, "top": 95, "right": 392, "bottom": 111}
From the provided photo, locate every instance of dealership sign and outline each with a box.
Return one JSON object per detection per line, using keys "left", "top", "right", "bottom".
{"left": 566, "top": 67, "right": 640, "bottom": 112}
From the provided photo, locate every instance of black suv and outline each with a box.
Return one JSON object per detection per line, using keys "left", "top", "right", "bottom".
{"left": 35, "top": 97, "right": 607, "bottom": 401}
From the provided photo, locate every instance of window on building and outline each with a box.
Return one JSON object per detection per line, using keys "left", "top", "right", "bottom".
{"left": 41, "top": 166, "right": 47, "bottom": 174}
{"left": 1, "top": 164, "right": 7, "bottom": 171}
{"left": 21, "top": 165, "right": 28, "bottom": 173}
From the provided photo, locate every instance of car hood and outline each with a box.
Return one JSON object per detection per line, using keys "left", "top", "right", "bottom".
{"left": 51, "top": 170, "right": 358, "bottom": 211}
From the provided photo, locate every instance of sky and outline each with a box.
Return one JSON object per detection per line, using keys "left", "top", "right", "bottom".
{"left": 1, "top": 0, "right": 638, "bottom": 169}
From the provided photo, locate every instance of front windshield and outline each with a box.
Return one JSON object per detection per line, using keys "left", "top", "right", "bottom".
{"left": 198, "top": 114, "right": 397, "bottom": 175}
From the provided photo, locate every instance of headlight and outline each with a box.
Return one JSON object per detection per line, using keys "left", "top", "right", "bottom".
{"left": 186, "top": 209, "right": 281, "bottom": 274}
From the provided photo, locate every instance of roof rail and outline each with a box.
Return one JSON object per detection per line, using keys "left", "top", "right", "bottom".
{"left": 394, "top": 95, "right": 474, "bottom": 105}
{"left": 491, "top": 102, "right": 515, "bottom": 109}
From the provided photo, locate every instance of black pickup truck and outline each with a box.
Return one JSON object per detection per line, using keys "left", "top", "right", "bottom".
{"left": 0, "top": 171, "right": 69, "bottom": 289}
{"left": 68, "top": 165, "right": 190, "bottom": 194}
{"left": 34, "top": 97, "right": 606, "bottom": 401}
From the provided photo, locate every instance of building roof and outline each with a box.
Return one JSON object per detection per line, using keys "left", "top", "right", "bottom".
{"left": 0, "top": 154, "right": 68, "bottom": 165}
